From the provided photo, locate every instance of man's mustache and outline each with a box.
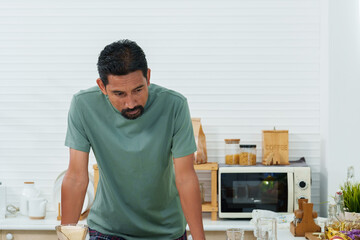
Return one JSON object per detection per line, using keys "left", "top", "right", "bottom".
{"left": 122, "top": 106, "right": 143, "bottom": 114}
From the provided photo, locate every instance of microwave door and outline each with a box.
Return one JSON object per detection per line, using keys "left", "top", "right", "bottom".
{"left": 219, "top": 170, "right": 290, "bottom": 218}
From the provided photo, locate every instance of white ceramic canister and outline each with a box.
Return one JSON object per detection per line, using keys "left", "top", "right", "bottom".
{"left": 20, "top": 182, "right": 40, "bottom": 216}
{"left": 28, "top": 197, "right": 47, "bottom": 219}
{"left": 0, "top": 181, "right": 6, "bottom": 219}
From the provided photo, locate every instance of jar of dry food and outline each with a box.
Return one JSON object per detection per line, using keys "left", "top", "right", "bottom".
{"left": 239, "top": 144, "right": 257, "bottom": 165}
{"left": 224, "top": 139, "right": 240, "bottom": 165}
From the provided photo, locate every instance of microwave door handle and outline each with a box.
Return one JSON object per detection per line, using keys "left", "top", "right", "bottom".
{"left": 287, "top": 173, "right": 294, "bottom": 213}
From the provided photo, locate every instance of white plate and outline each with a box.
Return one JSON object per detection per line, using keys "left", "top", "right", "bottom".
{"left": 53, "top": 170, "right": 95, "bottom": 214}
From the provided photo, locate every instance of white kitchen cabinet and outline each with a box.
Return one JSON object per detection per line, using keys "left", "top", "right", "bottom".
{"left": 0, "top": 230, "right": 57, "bottom": 240}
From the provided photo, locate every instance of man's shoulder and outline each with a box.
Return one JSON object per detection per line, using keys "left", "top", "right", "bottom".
{"left": 73, "top": 86, "right": 102, "bottom": 99}
{"left": 150, "top": 84, "right": 187, "bottom": 103}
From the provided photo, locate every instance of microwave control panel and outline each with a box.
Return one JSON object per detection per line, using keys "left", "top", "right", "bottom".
{"left": 293, "top": 167, "right": 311, "bottom": 210}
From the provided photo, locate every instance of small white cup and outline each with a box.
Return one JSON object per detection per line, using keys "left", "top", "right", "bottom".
{"left": 28, "top": 197, "right": 47, "bottom": 219}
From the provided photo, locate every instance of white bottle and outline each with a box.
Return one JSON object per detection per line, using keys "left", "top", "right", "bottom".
{"left": 20, "top": 182, "right": 40, "bottom": 216}
{"left": 0, "top": 181, "right": 6, "bottom": 219}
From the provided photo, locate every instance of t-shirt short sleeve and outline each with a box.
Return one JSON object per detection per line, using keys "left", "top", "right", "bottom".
{"left": 65, "top": 96, "right": 91, "bottom": 152}
{"left": 171, "top": 99, "right": 197, "bottom": 158}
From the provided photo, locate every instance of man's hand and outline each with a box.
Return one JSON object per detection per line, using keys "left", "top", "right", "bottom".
{"left": 174, "top": 153, "right": 206, "bottom": 240}
{"left": 61, "top": 148, "right": 89, "bottom": 224}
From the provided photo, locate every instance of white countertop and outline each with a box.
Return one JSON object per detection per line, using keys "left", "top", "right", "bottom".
{"left": 0, "top": 211, "right": 308, "bottom": 240}
{"left": 0, "top": 211, "right": 85, "bottom": 230}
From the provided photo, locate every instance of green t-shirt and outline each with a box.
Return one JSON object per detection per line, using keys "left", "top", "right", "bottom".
{"left": 65, "top": 84, "right": 197, "bottom": 240}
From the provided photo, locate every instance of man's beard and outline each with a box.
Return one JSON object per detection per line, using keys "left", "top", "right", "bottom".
{"left": 121, "top": 106, "right": 144, "bottom": 120}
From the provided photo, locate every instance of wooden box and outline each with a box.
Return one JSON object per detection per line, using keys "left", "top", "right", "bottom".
{"left": 262, "top": 130, "right": 289, "bottom": 165}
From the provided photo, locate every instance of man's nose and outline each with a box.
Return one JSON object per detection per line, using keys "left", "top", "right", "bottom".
{"left": 124, "top": 95, "right": 137, "bottom": 109}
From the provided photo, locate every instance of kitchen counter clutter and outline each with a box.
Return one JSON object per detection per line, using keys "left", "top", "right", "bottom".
{"left": 199, "top": 214, "right": 311, "bottom": 240}
{"left": 0, "top": 211, "right": 318, "bottom": 239}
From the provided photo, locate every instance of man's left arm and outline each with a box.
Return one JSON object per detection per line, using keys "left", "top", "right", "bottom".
{"left": 174, "top": 153, "right": 205, "bottom": 240}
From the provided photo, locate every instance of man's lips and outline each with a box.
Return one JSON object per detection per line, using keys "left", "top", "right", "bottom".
{"left": 127, "top": 109, "right": 140, "bottom": 115}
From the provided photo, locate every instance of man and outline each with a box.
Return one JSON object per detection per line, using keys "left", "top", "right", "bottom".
{"left": 61, "top": 39, "right": 205, "bottom": 240}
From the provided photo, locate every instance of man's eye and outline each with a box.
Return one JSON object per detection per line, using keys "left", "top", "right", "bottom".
{"left": 135, "top": 88, "right": 142, "bottom": 93}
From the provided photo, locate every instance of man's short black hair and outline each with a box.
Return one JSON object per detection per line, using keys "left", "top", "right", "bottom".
{"left": 97, "top": 39, "right": 148, "bottom": 86}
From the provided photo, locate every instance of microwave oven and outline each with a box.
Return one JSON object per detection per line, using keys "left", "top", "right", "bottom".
{"left": 218, "top": 160, "right": 311, "bottom": 218}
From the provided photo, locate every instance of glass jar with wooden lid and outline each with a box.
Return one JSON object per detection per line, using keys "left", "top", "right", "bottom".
{"left": 239, "top": 144, "right": 257, "bottom": 165}
{"left": 224, "top": 139, "right": 240, "bottom": 165}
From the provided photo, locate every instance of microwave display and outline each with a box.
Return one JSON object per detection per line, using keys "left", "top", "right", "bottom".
{"left": 220, "top": 172, "right": 288, "bottom": 213}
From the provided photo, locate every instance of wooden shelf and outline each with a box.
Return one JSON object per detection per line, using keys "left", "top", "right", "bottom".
{"left": 194, "top": 162, "right": 218, "bottom": 171}
{"left": 194, "top": 162, "right": 219, "bottom": 221}
{"left": 201, "top": 202, "right": 219, "bottom": 212}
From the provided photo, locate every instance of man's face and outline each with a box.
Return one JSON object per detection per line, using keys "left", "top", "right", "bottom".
{"left": 97, "top": 69, "right": 151, "bottom": 120}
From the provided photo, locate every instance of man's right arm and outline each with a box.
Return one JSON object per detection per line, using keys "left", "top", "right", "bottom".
{"left": 61, "top": 148, "right": 89, "bottom": 224}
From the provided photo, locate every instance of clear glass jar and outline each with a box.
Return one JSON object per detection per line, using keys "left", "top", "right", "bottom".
{"left": 239, "top": 145, "right": 257, "bottom": 165}
{"left": 224, "top": 139, "right": 240, "bottom": 165}
{"left": 0, "top": 182, "right": 6, "bottom": 219}
{"left": 334, "top": 191, "right": 345, "bottom": 218}
{"left": 326, "top": 204, "right": 340, "bottom": 230}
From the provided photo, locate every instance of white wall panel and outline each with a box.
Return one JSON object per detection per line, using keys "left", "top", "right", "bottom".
{"left": 0, "top": 0, "right": 322, "bottom": 213}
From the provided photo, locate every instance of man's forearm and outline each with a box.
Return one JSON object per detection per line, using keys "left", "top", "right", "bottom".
{"left": 176, "top": 171, "right": 205, "bottom": 240}
{"left": 61, "top": 172, "right": 88, "bottom": 224}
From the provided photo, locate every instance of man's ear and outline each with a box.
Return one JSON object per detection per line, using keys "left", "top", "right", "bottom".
{"left": 96, "top": 78, "right": 107, "bottom": 95}
{"left": 146, "top": 68, "right": 151, "bottom": 86}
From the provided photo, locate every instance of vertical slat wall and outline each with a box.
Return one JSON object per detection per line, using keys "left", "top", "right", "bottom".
{"left": 0, "top": 0, "right": 321, "bottom": 212}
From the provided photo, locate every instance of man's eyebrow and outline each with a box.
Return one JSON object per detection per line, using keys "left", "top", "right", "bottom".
{"left": 134, "top": 84, "right": 144, "bottom": 90}
{"left": 111, "top": 84, "right": 144, "bottom": 94}
{"left": 111, "top": 90, "right": 124, "bottom": 94}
